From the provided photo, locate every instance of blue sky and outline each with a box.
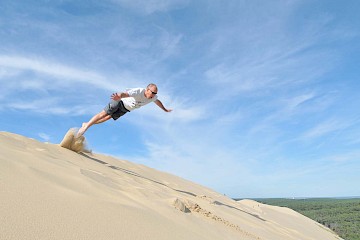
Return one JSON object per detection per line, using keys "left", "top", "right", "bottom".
{"left": 1, "top": 0, "right": 360, "bottom": 198}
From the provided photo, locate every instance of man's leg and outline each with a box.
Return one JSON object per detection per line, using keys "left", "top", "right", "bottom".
{"left": 77, "top": 110, "right": 111, "bottom": 137}
{"left": 94, "top": 115, "right": 112, "bottom": 124}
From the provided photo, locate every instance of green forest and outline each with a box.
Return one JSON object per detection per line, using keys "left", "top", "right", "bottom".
{"left": 254, "top": 198, "right": 360, "bottom": 240}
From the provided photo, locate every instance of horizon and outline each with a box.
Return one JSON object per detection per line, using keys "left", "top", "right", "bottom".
{"left": 1, "top": 0, "right": 360, "bottom": 198}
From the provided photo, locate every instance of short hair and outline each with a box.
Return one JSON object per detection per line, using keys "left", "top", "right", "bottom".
{"left": 147, "top": 83, "right": 157, "bottom": 89}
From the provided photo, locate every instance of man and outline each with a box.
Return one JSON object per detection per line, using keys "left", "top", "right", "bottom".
{"left": 77, "top": 83, "right": 172, "bottom": 137}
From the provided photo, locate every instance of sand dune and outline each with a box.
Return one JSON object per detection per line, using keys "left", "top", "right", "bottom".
{"left": 0, "top": 132, "right": 342, "bottom": 240}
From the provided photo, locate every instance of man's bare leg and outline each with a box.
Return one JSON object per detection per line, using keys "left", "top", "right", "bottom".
{"left": 77, "top": 110, "right": 111, "bottom": 137}
{"left": 94, "top": 115, "right": 112, "bottom": 124}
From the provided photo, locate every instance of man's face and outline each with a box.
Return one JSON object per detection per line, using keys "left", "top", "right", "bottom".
{"left": 145, "top": 86, "right": 158, "bottom": 99}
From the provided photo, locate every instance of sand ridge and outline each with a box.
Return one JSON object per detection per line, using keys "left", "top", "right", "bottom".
{"left": 0, "top": 132, "right": 343, "bottom": 240}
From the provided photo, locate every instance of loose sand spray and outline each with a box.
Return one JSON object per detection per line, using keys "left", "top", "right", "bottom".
{"left": 59, "top": 128, "right": 91, "bottom": 153}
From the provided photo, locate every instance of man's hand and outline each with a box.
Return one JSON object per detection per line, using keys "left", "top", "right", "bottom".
{"left": 111, "top": 92, "right": 130, "bottom": 101}
{"left": 111, "top": 93, "right": 121, "bottom": 101}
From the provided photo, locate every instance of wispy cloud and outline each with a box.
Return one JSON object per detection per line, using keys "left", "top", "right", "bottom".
{"left": 111, "top": 0, "right": 189, "bottom": 14}
{"left": 326, "top": 150, "right": 360, "bottom": 163}
{"left": 283, "top": 93, "right": 316, "bottom": 112}
{"left": 204, "top": 41, "right": 334, "bottom": 99}
{"left": 38, "top": 132, "right": 51, "bottom": 142}
{"left": 0, "top": 55, "right": 115, "bottom": 90}
{"left": 6, "top": 97, "right": 102, "bottom": 116}
{"left": 0, "top": 55, "right": 122, "bottom": 116}
{"left": 200, "top": 2, "right": 338, "bottom": 100}
{"left": 301, "top": 119, "right": 352, "bottom": 140}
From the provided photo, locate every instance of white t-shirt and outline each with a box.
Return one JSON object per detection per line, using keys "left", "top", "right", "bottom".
{"left": 121, "top": 88, "right": 158, "bottom": 111}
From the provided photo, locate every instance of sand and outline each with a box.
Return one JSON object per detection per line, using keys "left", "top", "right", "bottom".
{"left": 0, "top": 132, "right": 342, "bottom": 240}
{"left": 59, "top": 128, "right": 89, "bottom": 153}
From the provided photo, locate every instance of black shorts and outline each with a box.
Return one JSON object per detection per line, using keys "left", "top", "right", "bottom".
{"left": 104, "top": 100, "right": 129, "bottom": 120}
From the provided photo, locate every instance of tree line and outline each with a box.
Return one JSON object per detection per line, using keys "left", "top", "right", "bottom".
{"left": 253, "top": 198, "right": 360, "bottom": 240}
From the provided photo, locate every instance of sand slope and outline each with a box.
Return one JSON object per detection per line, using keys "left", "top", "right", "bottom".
{"left": 0, "top": 132, "right": 342, "bottom": 240}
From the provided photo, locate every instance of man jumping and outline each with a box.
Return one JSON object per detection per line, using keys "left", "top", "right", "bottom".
{"left": 77, "top": 83, "right": 172, "bottom": 137}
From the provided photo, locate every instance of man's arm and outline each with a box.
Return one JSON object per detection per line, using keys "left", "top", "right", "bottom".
{"left": 111, "top": 92, "right": 130, "bottom": 101}
{"left": 154, "top": 99, "right": 172, "bottom": 112}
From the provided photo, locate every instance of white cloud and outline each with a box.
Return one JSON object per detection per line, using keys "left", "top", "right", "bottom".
{"left": 260, "top": 92, "right": 319, "bottom": 123}
{"left": 157, "top": 31, "right": 183, "bottom": 61}
{"left": 0, "top": 55, "right": 131, "bottom": 116}
{"left": 285, "top": 93, "right": 316, "bottom": 111}
{"left": 0, "top": 67, "right": 21, "bottom": 78}
{"left": 0, "top": 55, "right": 116, "bottom": 91}
{"left": 205, "top": 49, "right": 333, "bottom": 97}
{"left": 168, "top": 107, "right": 205, "bottom": 122}
{"left": 326, "top": 151, "right": 360, "bottom": 163}
{"left": 200, "top": 2, "right": 337, "bottom": 99}
{"left": 38, "top": 133, "right": 51, "bottom": 142}
{"left": 111, "top": 0, "right": 189, "bottom": 14}
{"left": 133, "top": 134, "right": 249, "bottom": 188}
{"left": 301, "top": 119, "right": 351, "bottom": 140}
{"left": 6, "top": 97, "right": 103, "bottom": 116}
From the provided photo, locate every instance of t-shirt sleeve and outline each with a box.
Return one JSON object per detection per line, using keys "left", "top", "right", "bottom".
{"left": 126, "top": 88, "right": 142, "bottom": 97}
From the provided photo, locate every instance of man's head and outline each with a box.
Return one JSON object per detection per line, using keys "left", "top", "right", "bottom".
{"left": 145, "top": 83, "right": 158, "bottom": 99}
